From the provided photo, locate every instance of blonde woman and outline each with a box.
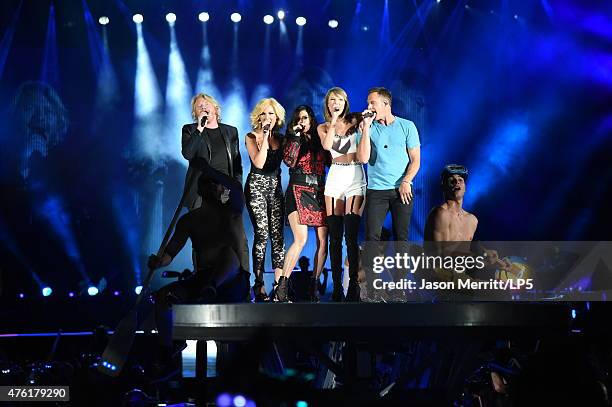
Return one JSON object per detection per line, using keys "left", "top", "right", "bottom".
{"left": 318, "top": 87, "right": 366, "bottom": 302}
{"left": 245, "top": 98, "right": 286, "bottom": 302}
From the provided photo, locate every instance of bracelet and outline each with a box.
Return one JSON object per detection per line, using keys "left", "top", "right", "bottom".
{"left": 402, "top": 180, "right": 413, "bottom": 185}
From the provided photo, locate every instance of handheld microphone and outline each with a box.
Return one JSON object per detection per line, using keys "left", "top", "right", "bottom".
{"left": 200, "top": 115, "right": 208, "bottom": 127}
{"left": 263, "top": 123, "right": 271, "bottom": 132}
{"left": 293, "top": 124, "right": 304, "bottom": 133}
{"left": 362, "top": 110, "right": 375, "bottom": 118}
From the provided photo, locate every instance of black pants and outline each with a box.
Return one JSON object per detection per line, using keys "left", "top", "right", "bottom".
{"left": 365, "top": 188, "right": 414, "bottom": 241}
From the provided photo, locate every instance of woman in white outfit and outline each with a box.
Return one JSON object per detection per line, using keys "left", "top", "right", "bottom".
{"left": 317, "top": 87, "right": 366, "bottom": 302}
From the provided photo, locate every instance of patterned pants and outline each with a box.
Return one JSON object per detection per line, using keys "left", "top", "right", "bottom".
{"left": 245, "top": 173, "right": 285, "bottom": 284}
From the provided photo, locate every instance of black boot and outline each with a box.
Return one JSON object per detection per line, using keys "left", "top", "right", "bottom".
{"left": 344, "top": 213, "right": 361, "bottom": 302}
{"left": 308, "top": 276, "right": 320, "bottom": 303}
{"left": 327, "top": 215, "right": 345, "bottom": 302}
{"left": 275, "top": 276, "right": 289, "bottom": 302}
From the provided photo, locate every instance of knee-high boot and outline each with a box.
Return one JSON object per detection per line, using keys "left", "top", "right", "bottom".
{"left": 327, "top": 215, "right": 345, "bottom": 302}
{"left": 344, "top": 213, "right": 361, "bottom": 302}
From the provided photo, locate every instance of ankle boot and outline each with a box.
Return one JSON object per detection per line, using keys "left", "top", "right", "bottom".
{"left": 275, "top": 276, "right": 289, "bottom": 302}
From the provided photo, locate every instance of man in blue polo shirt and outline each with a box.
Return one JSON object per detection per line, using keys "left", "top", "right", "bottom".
{"left": 357, "top": 87, "right": 421, "bottom": 242}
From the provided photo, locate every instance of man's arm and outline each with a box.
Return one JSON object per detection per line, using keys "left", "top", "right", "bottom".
{"left": 398, "top": 146, "right": 421, "bottom": 204}
{"left": 230, "top": 127, "right": 243, "bottom": 184}
{"left": 191, "top": 157, "right": 245, "bottom": 214}
{"left": 148, "top": 216, "right": 190, "bottom": 269}
{"left": 356, "top": 115, "right": 374, "bottom": 163}
{"left": 181, "top": 124, "right": 203, "bottom": 161}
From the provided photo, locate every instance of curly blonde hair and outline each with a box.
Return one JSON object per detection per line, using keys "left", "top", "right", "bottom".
{"left": 323, "top": 87, "right": 349, "bottom": 122}
{"left": 191, "top": 93, "right": 221, "bottom": 121}
{"left": 249, "top": 98, "right": 285, "bottom": 130}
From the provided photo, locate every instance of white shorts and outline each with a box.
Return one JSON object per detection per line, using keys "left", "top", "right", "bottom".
{"left": 324, "top": 162, "right": 366, "bottom": 200}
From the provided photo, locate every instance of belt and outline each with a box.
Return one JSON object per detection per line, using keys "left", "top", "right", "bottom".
{"left": 290, "top": 173, "right": 323, "bottom": 186}
{"left": 331, "top": 161, "right": 362, "bottom": 166}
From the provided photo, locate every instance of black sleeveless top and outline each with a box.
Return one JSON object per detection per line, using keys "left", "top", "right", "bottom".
{"left": 248, "top": 133, "right": 283, "bottom": 177}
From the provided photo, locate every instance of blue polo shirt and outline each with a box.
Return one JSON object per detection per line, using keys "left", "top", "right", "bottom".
{"left": 357, "top": 116, "right": 420, "bottom": 190}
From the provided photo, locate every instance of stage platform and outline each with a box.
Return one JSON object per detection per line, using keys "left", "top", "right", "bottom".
{"left": 173, "top": 302, "right": 572, "bottom": 341}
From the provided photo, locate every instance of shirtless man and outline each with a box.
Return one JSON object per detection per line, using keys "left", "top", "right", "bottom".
{"left": 425, "top": 164, "right": 507, "bottom": 275}
{"left": 425, "top": 164, "right": 476, "bottom": 242}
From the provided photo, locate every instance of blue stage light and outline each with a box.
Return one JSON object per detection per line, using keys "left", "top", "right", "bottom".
{"left": 87, "top": 286, "right": 99, "bottom": 296}
{"left": 296, "top": 17, "right": 306, "bottom": 26}
{"left": 42, "top": 287, "right": 52, "bottom": 297}
{"left": 18, "top": 293, "right": 25, "bottom": 299}
{"left": 328, "top": 19, "right": 338, "bottom": 29}
{"left": 68, "top": 292, "right": 75, "bottom": 298}
{"left": 133, "top": 14, "right": 143, "bottom": 24}
{"left": 98, "top": 16, "right": 109, "bottom": 25}
{"left": 230, "top": 13, "right": 242, "bottom": 23}
{"left": 296, "top": 402, "right": 308, "bottom": 407}
{"left": 199, "top": 12, "right": 210, "bottom": 22}
{"left": 166, "top": 13, "right": 176, "bottom": 24}
{"left": 263, "top": 15, "right": 274, "bottom": 25}
{"left": 233, "top": 395, "right": 246, "bottom": 407}
{"left": 135, "top": 286, "right": 143, "bottom": 295}
{"left": 277, "top": 10, "right": 285, "bottom": 20}
{"left": 217, "top": 393, "right": 231, "bottom": 407}
{"left": 113, "top": 290, "right": 120, "bottom": 296}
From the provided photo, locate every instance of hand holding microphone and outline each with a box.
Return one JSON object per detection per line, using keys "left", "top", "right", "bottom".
{"left": 293, "top": 124, "right": 304, "bottom": 134}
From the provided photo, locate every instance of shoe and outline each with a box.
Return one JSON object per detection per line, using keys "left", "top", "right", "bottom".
{"left": 331, "top": 284, "right": 345, "bottom": 302}
{"left": 346, "top": 280, "right": 360, "bottom": 302}
{"left": 274, "top": 276, "right": 289, "bottom": 302}
{"left": 308, "top": 277, "right": 320, "bottom": 303}
{"left": 253, "top": 283, "right": 269, "bottom": 303}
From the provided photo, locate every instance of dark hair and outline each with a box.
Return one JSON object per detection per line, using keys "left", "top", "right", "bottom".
{"left": 368, "top": 87, "right": 393, "bottom": 107}
{"left": 288, "top": 105, "right": 324, "bottom": 168}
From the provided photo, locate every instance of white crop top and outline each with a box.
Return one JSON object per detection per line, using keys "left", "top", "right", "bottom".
{"left": 330, "top": 132, "right": 358, "bottom": 159}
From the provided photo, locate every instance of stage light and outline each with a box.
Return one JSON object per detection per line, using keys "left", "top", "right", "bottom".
{"left": 132, "top": 14, "right": 143, "bottom": 24}
{"left": 68, "top": 292, "right": 75, "bottom": 298}
{"left": 113, "top": 290, "right": 120, "bottom": 296}
{"left": 217, "top": 393, "right": 231, "bottom": 407}
{"left": 328, "top": 19, "right": 338, "bottom": 28}
{"left": 87, "top": 286, "right": 99, "bottom": 296}
{"left": 230, "top": 13, "right": 241, "bottom": 23}
{"left": 233, "top": 395, "right": 246, "bottom": 407}
{"left": 464, "top": 4, "right": 470, "bottom": 9}
{"left": 263, "top": 15, "right": 274, "bottom": 25}
{"left": 42, "top": 287, "right": 52, "bottom": 297}
{"left": 199, "top": 12, "right": 209, "bottom": 22}
{"left": 135, "top": 285, "right": 143, "bottom": 295}
{"left": 296, "top": 402, "right": 308, "bottom": 407}
{"left": 18, "top": 293, "right": 25, "bottom": 299}
{"left": 436, "top": 0, "right": 441, "bottom": 3}
{"left": 277, "top": 10, "right": 285, "bottom": 20}
{"left": 296, "top": 17, "right": 306, "bottom": 26}
{"left": 571, "top": 309, "right": 577, "bottom": 319}
{"left": 98, "top": 16, "right": 109, "bottom": 26}
{"left": 513, "top": 14, "right": 519, "bottom": 20}
{"left": 362, "top": 25, "right": 369, "bottom": 31}
{"left": 166, "top": 13, "right": 176, "bottom": 24}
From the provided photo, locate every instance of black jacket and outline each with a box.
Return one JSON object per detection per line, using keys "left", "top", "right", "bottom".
{"left": 181, "top": 122, "right": 243, "bottom": 208}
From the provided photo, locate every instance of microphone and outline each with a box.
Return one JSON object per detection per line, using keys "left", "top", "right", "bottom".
{"left": 362, "top": 110, "right": 375, "bottom": 118}
{"left": 263, "top": 123, "right": 271, "bottom": 132}
{"left": 200, "top": 115, "right": 208, "bottom": 127}
{"left": 293, "top": 124, "right": 303, "bottom": 133}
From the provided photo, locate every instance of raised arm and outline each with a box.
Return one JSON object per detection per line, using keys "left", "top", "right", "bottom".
{"left": 245, "top": 132, "right": 268, "bottom": 169}
{"left": 181, "top": 124, "right": 204, "bottom": 160}
{"left": 356, "top": 112, "right": 375, "bottom": 163}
